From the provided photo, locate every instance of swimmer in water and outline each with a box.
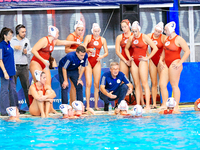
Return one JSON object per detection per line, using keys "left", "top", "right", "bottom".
{"left": 159, "top": 97, "right": 181, "bottom": 114}
{"left": 59, "top": 104, "right": 78, "bottom": 119}
{"left": 6, "top": 106, "right": 21, "bottom": 122}
{"left": 72, "top": 101, "right": 95, "bottom": 117}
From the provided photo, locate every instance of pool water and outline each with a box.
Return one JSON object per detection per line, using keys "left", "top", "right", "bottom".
{"left": 0, "top": 111, "right": 200, "bottom": 150}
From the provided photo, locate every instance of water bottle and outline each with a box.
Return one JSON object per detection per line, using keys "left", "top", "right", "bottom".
{"left": 91, "top": 48, "right": 96, "bottom": 57}
{"left": 109, "top": 103, "right": 112, "bottom": 112}
{"left": 103, "top": 62, "right": 107, "bottom": 68}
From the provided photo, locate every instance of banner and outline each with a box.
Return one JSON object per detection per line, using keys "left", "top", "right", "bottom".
{"left": 0, "top": 0, "right": 174, "bottom": 10}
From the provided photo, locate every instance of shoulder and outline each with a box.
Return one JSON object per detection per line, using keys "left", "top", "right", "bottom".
{"left": 116, "top": 34, "right": 122, "bottom": 40}
{"left": 147, "top": 33, "right": 152, "bottom": 38}
{"left": 44, "top": 84, "right": 52, "bottom": 90}
{"left": 66, "top": 33, "right": 75, "bottom": 40}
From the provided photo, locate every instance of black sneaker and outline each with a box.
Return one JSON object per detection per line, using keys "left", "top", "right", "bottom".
{"left": 19, "top": 110, "right": 26, "bottom": 114}
{"left": 114, "top": 103, "right": 119, "bottom": 109}
{"left": 104, "top": 103, "right": 109, "bottom": 111}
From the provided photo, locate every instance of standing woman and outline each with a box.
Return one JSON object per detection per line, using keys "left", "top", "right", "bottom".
{"left": 159, "top": 21, "right": 190, "bottom": 111}
{"left": 0, "top": 27, "right": 19, "bottom": 116}
{"left": 115, "top": 19, "right": 144, "bottom": 106}
{"left": 84, "top": 23, "right": 108, "bottom": 110}
{"left": 125, "top": 21, "right": 158, "bottom": 110}
{"left": 147, "top": 22, "right": 167, "bottom": 108}
{"left": 65, "top": 20, "right": 84, "bottom": 105}
{"left": 30, "top": 25, "right": 79, "bottom": 85}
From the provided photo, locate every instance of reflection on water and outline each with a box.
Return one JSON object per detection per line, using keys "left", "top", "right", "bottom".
{"left": 0, "top": 111, "right": 200, "bottom": 149}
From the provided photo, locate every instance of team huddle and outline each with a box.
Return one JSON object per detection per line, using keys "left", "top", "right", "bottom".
{"left": 0, "top": 19, "right": 192, "bottom": 120}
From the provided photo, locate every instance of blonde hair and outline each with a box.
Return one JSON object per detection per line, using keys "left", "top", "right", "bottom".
{"left": 110, "top": 62, "right": 119, "bottom": 68}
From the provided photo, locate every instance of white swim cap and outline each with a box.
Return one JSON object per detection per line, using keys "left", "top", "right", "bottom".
{"left": 59, "top": 104, "right": 72, "bottom": 115}
{"left": 118, "top": 100, "right": 129, "bottom": 111}
{"left": 155, "top": 22, "right": 164, "bottom": 33}
{"left": 48, "top": 26, "right": 59, "bottom": 38}
{"left": 131, "top": 21, "right": 141, "bottom": 31}
{"left": 6, "top": 107, "right": 17, "bottom": 117}
{"left": 166, "top": 97, "right": 177, "bottom": 108}
{"left": 131, "top": 105, "right": 143, "bottom": 116}
{"left": 91, "top": 23, "right": 101, "bottom": 34}
{"left": 72, "top": 101, "right": 83, "bottom": 111}
{"left": 165, "top": 21, "right": 176, "bottom": 34}
{"left": 34, "top": 70, "right": 42, "bottom": 82}
{"left": 74, "top": 20, "right": 84, "bottom": 30}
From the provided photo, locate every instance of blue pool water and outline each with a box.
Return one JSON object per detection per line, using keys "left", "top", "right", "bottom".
{"left": 0, "top": 111, "right": 200, "bottom": 150}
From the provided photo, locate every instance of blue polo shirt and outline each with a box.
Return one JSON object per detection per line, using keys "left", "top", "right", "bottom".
{"left": 58, "top": 51, "right": 88, "bottom": 71}
{"left": 0, "top": 40, "right": 16, "bottom": 77}
{"left": 100, "top": 71, "right": 130, "bottom": 92}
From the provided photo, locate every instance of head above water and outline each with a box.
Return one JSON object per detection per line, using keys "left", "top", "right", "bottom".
{"left": 166, "top": 97, "right": 177, "bottom": 109}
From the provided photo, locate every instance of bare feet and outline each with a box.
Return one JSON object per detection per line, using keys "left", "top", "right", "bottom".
{"left": 94, "top": 107, "right": 101, "bottom": 111}
{"left": 158, "top": 105, "right": 167, "bottom": 110}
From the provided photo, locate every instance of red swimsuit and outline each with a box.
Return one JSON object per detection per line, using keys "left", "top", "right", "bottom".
{"left": 28, "top": 83, "right": 46, "bottom": 105}
{"left": 69, "top": 33, "right": 82, "bottom": 50}
{"left": 31, "top": 36, "right": 54, "bottom": 69}
{"left": 131, "top": 34, "right": 148, "bottom": 67}
{"left": 87, "top": 35, "right": 102, "bottom": 68}
{"left": 164, "top": 35, "right": 181, "bottom": 68}
{"left": 120, "top": 33, "right": 133, "bottom": 61}
{"left": 150, "top": 33, "right": 164, "bottom": 67}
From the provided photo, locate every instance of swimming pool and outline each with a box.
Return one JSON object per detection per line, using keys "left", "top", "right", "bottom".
{"left": 0, "top": 111, "right": 199, "bottom": 149}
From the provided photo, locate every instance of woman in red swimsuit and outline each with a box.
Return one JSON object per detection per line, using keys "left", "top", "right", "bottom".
{"left": 147, "top": 22, "right": 167, "bottom": 108}
{"left": 84, "top": 23, "right": 108, "bottom": 110}
{"left": 65, "top": 20, "right": 84, "bottom": 106}
{"left": 159, "top": 21, "right": 190, "bottom": 111}
{"left": 30, "top": 26, "right": 79, "bottom": 85}
{"left": 28, "top": 71, "right": 56, "bottom": 118}
{"left": 125, "top": 21, "right": 158, "bottom": 110}
{"left": 116, "top": 19, "right": 144, "bottom": 106}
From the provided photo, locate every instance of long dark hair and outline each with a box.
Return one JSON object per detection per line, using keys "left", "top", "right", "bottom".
{"left": 0, "top": 27, "right": 13, "bottom": 43}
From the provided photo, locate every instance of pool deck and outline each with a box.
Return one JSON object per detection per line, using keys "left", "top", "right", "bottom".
{"left": 0, "top": 104, "right": 195, "bottom": 119}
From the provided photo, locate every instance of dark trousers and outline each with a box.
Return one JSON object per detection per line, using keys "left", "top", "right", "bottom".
{"left": 0, "top": 76, "right": 19, "bottom": 115}
{"left": 58, "top": 67, "right": 83, "bottom": 104}
{"left": 99, "top": 83, "right": 128, "bottom": 105}
{"left": 14, "top": 65, "right": 30, "bottom": 107}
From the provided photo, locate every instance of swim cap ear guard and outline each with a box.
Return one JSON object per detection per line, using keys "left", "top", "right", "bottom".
{"left": 72, "top": 101, "right": 83, "bottom": 111}
{"left": 91, "top": 23, "right": 101, "bottom": 34}
{"left": 131, "top": 105, "right": 143, "bottom": 116}
{"left": 166, "top": 97, "right": 177, "bottom": 108}
{"left": 131, "top": 21, "right": 141, "bottom": 31}
{"left": 6, "top": 107, "right": 17, "bottom": 117}
{"left": 34, "top": 70, "right": 42, "bottom": 82}
{"left": 48, "top": 26, "right": 59, "bottom": 38}
{"left": 59, "top": 104, "right": 72, "bottom": 115}
{"left": 74, "top": 20, "right": 84, "bottom": 30}
{"left": 166, "top": 21, "right": 176, "bottom": 34}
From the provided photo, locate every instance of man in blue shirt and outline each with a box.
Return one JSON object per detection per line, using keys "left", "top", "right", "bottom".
{"left": 99, "top": 62, "right": 133, "bottom": 111}
{"left": 58, "top": 45, "right": 88, "bottom": 104}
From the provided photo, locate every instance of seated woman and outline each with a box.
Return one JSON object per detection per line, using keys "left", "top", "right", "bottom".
{"left": 159, "top": 97, "right": 181, "bottom": 114}
{"left": 59, "top": 104, "right": 78, "bottom": 119}
{"left": 28, "top": 70, "right": 56, "bottom": 118}
{"left": 72, "top": 101, "right": 95, "bottom": 117}
{"left": 6, "top": 107, "right": 20, "bottom": 122}
{"left": 194, "top": 98, "right": 200, "bottom": 111}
